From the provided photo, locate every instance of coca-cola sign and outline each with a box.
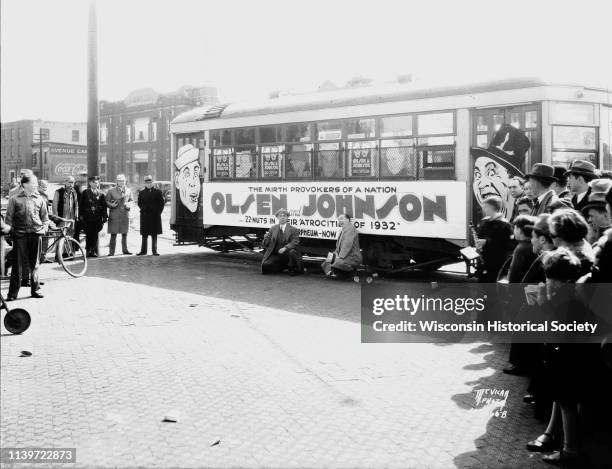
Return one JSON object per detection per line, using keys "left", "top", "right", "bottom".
{"left": 54, "top": 162, "right": 88, "bottom": 177}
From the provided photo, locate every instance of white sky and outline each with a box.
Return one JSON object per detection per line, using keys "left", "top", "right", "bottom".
{"left": 2, "top": 0, "right": 611, "bottom": 122}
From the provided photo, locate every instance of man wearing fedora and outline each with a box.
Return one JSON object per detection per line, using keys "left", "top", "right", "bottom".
{"left": 566, "top": 159, "right": 597, "bottom": 212}
{"left": 524, "top": 164, "right": 560, "bottom": 216}
{"left": 582, "top": 179, "right": 612, "bottom": 244}
{"left": 261, "top": 209, "right": 303, "bottom": 275}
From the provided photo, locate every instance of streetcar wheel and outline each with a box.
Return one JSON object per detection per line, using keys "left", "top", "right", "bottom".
{"left": 4, "top": 308, "right": 31, "bottom": 334}
{"left": 57, "top": 237, "right": 87, "bottom": 277}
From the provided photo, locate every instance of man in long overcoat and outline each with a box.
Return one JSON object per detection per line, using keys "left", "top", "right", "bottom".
{"left": 261, "top": 209, "right": 302, "bottom": 275}
{"left": 79, "top": 176, "right": 108, "bottom": 257}
{"left": 322, "top": 213, "right": 362, "bottom": 278}
{"left": 137, "top": 175, "right": 165, "bottom": 256}
{"left": 106, "top": 174, "right": 133, "bottom": 256}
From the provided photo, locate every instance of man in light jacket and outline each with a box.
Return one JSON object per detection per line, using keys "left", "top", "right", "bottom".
{"left": 322, "top": 213, "right": 362, "bottom": 278}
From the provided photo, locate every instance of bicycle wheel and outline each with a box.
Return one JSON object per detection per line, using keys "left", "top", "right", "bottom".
{"left": 57, "top": 236, "right": 87, "bottom": 277}
{"left": 4, "top": 308, "right": 31, "bottom": 334}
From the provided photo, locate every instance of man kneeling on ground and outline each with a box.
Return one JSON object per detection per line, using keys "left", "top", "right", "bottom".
{"left": 322, "top": 213, "right": 362, "bottom": 279}
{"left": 261, "top": 209, "right": 303, "bottom": 275}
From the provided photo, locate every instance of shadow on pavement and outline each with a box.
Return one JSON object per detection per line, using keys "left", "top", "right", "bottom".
{"left": 82, "top": 249, "right": 365, "bottom": 323}
{"left": 447, "top": 342, "right": 612, "bottom": 469}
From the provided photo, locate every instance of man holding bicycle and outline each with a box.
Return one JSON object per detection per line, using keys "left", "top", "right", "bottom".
{"left": 4, "top": 174, "right": 49, "bottom": 301}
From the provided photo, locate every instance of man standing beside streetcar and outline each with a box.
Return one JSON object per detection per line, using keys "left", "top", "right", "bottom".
{"left": 79, "top": 176, "right": 108, "bottom": 258}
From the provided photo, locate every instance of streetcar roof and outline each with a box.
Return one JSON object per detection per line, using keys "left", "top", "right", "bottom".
{"left": 171, "top": 77, "right": 610, "bottom": 125}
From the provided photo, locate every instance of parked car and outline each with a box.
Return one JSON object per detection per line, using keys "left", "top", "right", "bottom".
{"left": 153, "top": 181, "right": 172, "bottom": 203}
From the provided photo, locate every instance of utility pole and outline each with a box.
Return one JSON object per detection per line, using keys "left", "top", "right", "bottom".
{"left": 87, "top": 0, "right": 99, "bottom": 177}
{"left": 33, "top": 127, "right": 49, "bottom": 178}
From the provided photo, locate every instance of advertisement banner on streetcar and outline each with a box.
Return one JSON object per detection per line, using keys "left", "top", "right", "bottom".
{"left": 202, "top": 181, "right": 467, "bottom": 239}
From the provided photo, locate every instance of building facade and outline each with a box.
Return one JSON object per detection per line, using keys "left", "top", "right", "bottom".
{"left": 1, "top": 120, "right": 86, "bottom": 185}
{"left": 99, "top": 85, "right": 218, "bottom": 184}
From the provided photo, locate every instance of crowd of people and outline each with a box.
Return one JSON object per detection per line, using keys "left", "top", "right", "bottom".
{"left": 1, "top": 171, "right": 165, "bottom": 301}
{"left": 474, "top": 159, "right": 612, "bottom": 465}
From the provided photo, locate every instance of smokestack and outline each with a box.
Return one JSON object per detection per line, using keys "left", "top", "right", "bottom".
{"left": 87, "top": 0, "right": 99, "bottom": 177}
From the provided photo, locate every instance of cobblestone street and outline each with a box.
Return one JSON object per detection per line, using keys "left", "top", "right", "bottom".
{"left": 0, "top": 233, "right": 563, "bottom": 468}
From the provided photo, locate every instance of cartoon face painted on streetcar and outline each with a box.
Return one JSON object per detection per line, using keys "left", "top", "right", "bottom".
{"left": 472, "top": 156, "right": 512, "bottom": 218}
{"left": 174, "top": 144, "right": 201, "bottom": 213}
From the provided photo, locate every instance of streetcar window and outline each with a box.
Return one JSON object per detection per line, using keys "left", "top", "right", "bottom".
{"left": 234, "top": 149, "right": 257, "bottom": 179}
{"left": 417, "top": 112, "right": 454, "bottom": 135}
{"left": 347, "top": 140, "right": 378, "bottom": 177}
{"left": 552, "top": 152, "right": 597, "bottom": 167}
{"left": 260, "top": 145, "right": 284, "bottom": 179}
{"left": 525, "top": 111, "right": 538, "bottom": 129}
{"left": 234, "top": 128, "right": 255, "bottom": 145}
{"left": 346, "top": 118, "right": 375, "bottom": 139}
{"left": 380, "top": 139, "right": 417, "bottom": 178}
{"left": 417, "top": 136, "right": 455, "bottom": 146}
{"left": 316, "top": 142, "right": 343, "bottom": 178}
{"left": 285, "top": 123, "right": 310, "bottom": 142}
{"left": 381, "top": 115, "right": 413, "bottom": 138}
{"left": 285, "top": 144, "right": 312, "bottom": 179}
{"left": 212, "top": 148, "right": 233, "bottom": 178}
{"left": 552, "top": 126, "right": 597, "bottom": 150}
{"left": 259, "top": 126, "right": 279, "bottom": 144}
{"left": 316, "top": 122, "right": 342, "bottom": 141}
{"left": 551, "top": 102, "right": 595, "bottom": 125}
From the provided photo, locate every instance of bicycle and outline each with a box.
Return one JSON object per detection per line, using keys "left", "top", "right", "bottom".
{"left": 4, "top": 218, "right": 87, "bottom": 278}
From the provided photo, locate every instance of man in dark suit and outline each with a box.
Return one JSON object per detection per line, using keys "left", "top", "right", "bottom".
{"left": 261, "top": 209, "right": 303, "bottom": 275}
{"left": 508, "top": 176, "right": 526, "bottom": 222}
{"left": 566, "top": 159, "right": 597, "bottom": 211}
{"left": 525, "top": 164, "right": 559, "bottom": 216}
{"left": 137, "top": 175, "right": 165, "bottom": 256}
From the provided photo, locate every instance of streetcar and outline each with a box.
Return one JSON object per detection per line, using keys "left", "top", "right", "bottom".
{"left": 169, "top": 77, "right": 612, "bottom": 272}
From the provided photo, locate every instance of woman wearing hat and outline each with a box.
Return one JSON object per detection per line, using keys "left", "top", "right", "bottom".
{"left": 80, "top": 176, "right": 108, "bottom": 257}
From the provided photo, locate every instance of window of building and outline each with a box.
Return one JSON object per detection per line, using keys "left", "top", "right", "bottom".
{"left": 126, "top": 124, "right": 132, "bottom": 143}
{"left": 134, "top": 118, "right": 149, "bottom": 142}
{"left": 18, "top": 128, "right": 22, "bottom": 140}
{"left": 72, "top": 130, "right": 80, "bottom": 142}
{"left": 100, "top": 123, "right": 107, "bottom": 144}
{"left": 151, "top": 121, "right": 157, "bottom": 142}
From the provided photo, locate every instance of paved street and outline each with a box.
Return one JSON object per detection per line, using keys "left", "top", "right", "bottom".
{"left": 0, "top": 228, "right": 608, "bottom": 468}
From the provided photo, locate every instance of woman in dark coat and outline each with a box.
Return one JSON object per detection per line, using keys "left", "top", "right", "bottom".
{"left": 137, "top": 176, "right": 165, "bottom": 256}
{"left": 79, "top": 176, "right": 108, "bottom": 257}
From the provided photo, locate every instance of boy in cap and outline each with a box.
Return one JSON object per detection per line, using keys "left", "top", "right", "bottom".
{"left": 261, "top": 209, "right": 303, "bottom": 275}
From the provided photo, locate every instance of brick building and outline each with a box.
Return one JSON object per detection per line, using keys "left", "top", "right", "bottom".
{"left": 1, "top": 120, "right": 86, "bottom": 185}
{"left": 99, "top": 85, "right": 218, "bottom": 183}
